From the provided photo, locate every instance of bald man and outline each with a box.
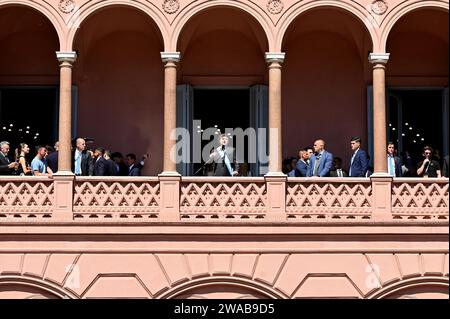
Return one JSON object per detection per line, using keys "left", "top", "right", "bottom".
{"left": 307, "top": 139, "right": 333, "bottom": 177}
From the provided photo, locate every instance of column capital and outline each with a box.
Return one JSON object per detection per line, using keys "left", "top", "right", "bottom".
{"left": 161, "top": 52, "right": 181, "bottom": 63}
{"left": 265, "top": 52, "right": 285, "bottom": 64}
{"left": 56, "top": 51, "right": 77, "bottom": 64}
{"left": 369, "top": 53, "right": 390, "bottom": 65}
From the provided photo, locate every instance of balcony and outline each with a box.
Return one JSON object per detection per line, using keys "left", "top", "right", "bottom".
{"left": 0, "top": 176, "right": 448, "bottom": 223}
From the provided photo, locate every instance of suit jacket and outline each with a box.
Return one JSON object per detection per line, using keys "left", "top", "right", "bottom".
{"left": 295, "top": 160, "right": 309, "bottom": 177}
{"left": 0, "top": 153, "right": 14, "bottom": 175}
{"left": 117, "top": 162, "right": 129, "bottom": 176}
{"left": 106, "top": 159, "right": 118, "bottom": 176}
{"left": 329, "top": 169, "right": 349, "bottom": 177}
{"left": 307, "top": 151, "right": 333, "bottom": 177}
{"left": 94, "top": 157, "right": 108, "bottom": 176}
{"left": 128, "top": 163, "right": 142, "bottom": 176}
{"left": 442, "top": 155, "right": 449, "bottom": 178}
{"left": 349, "top": 148, "right": 369, "bottom": 177}
{"left": 211, "top": 146, "right": 240, "bottom": 177}
{"left": 72, "top": 150, "right": 94, "bottom": 176}
{"left": 46, "top": 151, "right": 58, "bottom": 173}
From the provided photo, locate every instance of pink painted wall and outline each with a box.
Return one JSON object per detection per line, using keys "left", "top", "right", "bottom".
{"left": 73, "top": 8, "right": 164, "bottom": 175}
{"left": 282, "top": 9, "right": 372, "bottom": 169}
{"left": 0, "top": 7, "right": 59, "bottom": 85}
{"left": 386, "top": 9, "right": 449, "bottom": 87}
{"left": 178, "top": 8, "right": 268, "bottom": 86}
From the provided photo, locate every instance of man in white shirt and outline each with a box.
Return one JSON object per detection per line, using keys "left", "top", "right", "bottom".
{"left": 387, "top": 142, "right": 402, "bottom": 177}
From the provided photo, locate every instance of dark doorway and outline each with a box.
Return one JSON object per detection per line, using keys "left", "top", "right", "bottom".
{"left": 388, "top": 89, "right": 448, "bottom": 175}
{"left": 0, "top": 87, "right": 58, "bottom": 157}
{"left": 193, "top": 89, "right": 250, "bottom": 176}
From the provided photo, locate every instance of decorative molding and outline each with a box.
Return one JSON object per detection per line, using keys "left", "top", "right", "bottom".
{"left": 56, "top": 51, "right": 77, "bottom": 64}
{"left": 163, "top": 0, "right": 180, "bottom": 14}
{"left": 265, "top": 52, "right": 286, "bottom": 64}
{"left": 371, "top": 0, "right": 388, "bottom": 15}
{"left": 369, "top": 53, "right": 390, "bottom": 64}
{"left": 267, "top": 0, "right": 284, "bottom": 15}
{"left": 58, "top": 0, "right": 76, "bottom": 14}
{"left": 161, "top": 52, "right": 181, "bottom": 63}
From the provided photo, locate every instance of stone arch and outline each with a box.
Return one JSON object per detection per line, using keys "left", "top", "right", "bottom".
{"left": 170, "top": 0, "right": 273, "bottom": 52}
{"left": 0, "top": 0, "right": 64, "bottom": 50}
{"left": 380, "top": 0, "right": 449, "bottom": 53}
{"left": 156, "top": 276, "right": 289, "bottom": 299}
{"left": 0, "top": 275, "right": 77, "bottom": 299}
{"left": 366, "top": 276, "right": 449, "bottom": 299}
{"left": 65, "top": 0, "right": 168, "bottom": 51}
{"left": 276, "top": 0, "right": 377, "bottom": 52}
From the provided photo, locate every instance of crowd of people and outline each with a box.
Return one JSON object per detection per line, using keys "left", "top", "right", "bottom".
{"left": 0, "top": 138, "right": 148, "bottom": 177}
{"left": 1, "top": 136, "right": 449, "bottom": 178}
{"left": 282, "top": 137, "right": 449, "bottom": 178}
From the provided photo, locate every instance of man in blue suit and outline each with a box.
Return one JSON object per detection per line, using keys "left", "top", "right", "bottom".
{"left": 348, "top": 136, "right": 369, "bottom": 177}
{"left": 307, "top": 139, "right": 333, "bottom": 177}
{"left": 295, "top": 147, "right": 313, "bottom": 177}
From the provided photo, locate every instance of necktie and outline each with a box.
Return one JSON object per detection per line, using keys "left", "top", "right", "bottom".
{"left": 388, "top": 156, "right": 395, "bottom": 176}
{"left": 74, "top": 152, "right": 82, "bottom": 175}
{"left": 219, "top": 147, "right": 233, "bottom": 176}
{"left": 313, "top": 154, "right": 321, "bottom": 176}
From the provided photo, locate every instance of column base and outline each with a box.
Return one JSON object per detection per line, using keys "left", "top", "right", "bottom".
{"left": 159, "top": 171, "right": 181, "bottom": 177}
{"left": 265, "top": 171, "right": 287, "bottom": 177}
{"left": 264, "top": 175, "right": 287, "bottom": 221}
{"left": 371, "top": 172, "right": 393, "bottom": 178}
{"left": 53, "top": 170, "right": 75, "bottom": 177}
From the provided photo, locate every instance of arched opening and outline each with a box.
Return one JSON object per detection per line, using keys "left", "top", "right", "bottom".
{"left": 0, "top": 5, "right": 60, "bottom": 157}
{"left": 72, "top": 6, "right": 164, "bottom": 175}
{"left": 386, "top": 9, "right": 449, "bottom": 168}
{"left": 176, "top": 6, "right": 269, "bottom": 176}
{"left": 0, "top": 283, "right": 60, "bottom": 299}
{"left": 158, "top": 276, "right": 284, "bottom": 299}
{"left": 281, "top": 7, "right": 373, "bottom": 174}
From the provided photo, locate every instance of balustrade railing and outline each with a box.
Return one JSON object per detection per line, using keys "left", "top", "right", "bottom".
{"left": 0, "top": 176, "right": 448, "bottom": 223}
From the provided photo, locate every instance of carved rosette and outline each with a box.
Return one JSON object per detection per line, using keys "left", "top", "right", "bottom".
{"left": 267, "top": 0, "right": 284, "bottom": 15}
{"left": 58, "top": 0, "right": 76, "bottom": 14}
{"left": 371, "top": 0, "right": 388, "bottom": 15}
{"left": 163, "top": 0, "right": 180, "bottom": 14}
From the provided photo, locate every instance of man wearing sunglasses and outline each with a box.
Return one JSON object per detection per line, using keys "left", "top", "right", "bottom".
{"left": 417, "top": 146, "right": 441, "bottom": 178}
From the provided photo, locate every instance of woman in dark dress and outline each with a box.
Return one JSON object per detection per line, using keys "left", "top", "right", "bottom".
{"left": 15, "top": 143, "right": 32, "bottom": 176}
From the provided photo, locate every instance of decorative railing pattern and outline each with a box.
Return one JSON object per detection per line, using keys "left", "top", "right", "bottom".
{"left": 286, "top": 178, "right": 372, "bottom": 220}
{"left": 392, "top": 179, "right": 449, "bottom": 220}
{"left": 180, "top": 177, "right": 267, "bottom": 220}
{"left": 0, "top": 177, "right": 54, "bottom": 219}
{"left": 73, "top": 177, "right": 160, "bottom": 219}
{"left": 0, "top": 176, "right": 448, "bottom": 223}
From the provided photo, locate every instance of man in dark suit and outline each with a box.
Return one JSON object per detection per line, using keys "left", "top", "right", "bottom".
{"left": 329, "top": 157, "right": 348, "bottom": 177}
{"left": 209, "top": 134, "right": 240, "bottom": 176}
{"left": 93, "top": 147, "right": 108, "bottom": 176}
{"left": 295, "top": 147, "right": 313, "bottom": 177}
{"left": 73, "top": 138, "right": 94, "bottom": 176}
{"left": 46, "top": 141, "right": 59, "bottom": 173}
{"left": 307, "top": 139, "right": 333, "bottom": 177}
{"left": 348, "top": 136, "right": 369, "bottom": 177}
{"left": 387, "top": 142, "right": 402, "bottom": 177}
{"left": 443, "top": 154, "right": 449, "bottom": 178}
{"left": 0, "top": 141, "right": 18, "bottom": 175}
{"left": 111, "top": 152, "right": 129, "bottom": 176}
{"left": 126, "top": 153, "right": 147, "bottom": 176}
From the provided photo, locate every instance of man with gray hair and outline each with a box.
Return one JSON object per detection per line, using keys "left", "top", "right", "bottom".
{"left": 0, "top": 141, "right": 18, "bottom": 175}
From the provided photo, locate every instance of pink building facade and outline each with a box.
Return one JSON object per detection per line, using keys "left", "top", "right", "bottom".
{"left": 0, "top": 0, "right": 448, "bottom": 299}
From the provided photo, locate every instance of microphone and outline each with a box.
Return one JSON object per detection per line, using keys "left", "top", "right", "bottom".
{"left": 221, "top": 145, "right": 225, "bottom": 151}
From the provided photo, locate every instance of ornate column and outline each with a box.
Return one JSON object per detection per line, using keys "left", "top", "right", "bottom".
{"left": 369, "top": 53, "right": 390, "bottom": 176}
{"left": 54, "top": 51, "right": 77, "bottom": 221}
{"left": 264, "top": 53, "right": 286, "bottom": 220}
{"left": 159, "top": 52, "right": 181, "bottom": 221}
{"left": 369, "top": 53, "right": 392, "bottom": 221}
{"left": 265, "top": 52, "right": 285, "bottom": 176}
{"left": 56, "top": 51, "right": 77, "bottom": 174}
{"left": 160, "top": 52, "right": 180, "bottom": 176}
